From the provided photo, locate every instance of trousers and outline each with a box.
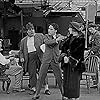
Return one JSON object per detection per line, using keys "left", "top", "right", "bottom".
{"left": 36, "top": 59, "right": 63, "bottom": 95}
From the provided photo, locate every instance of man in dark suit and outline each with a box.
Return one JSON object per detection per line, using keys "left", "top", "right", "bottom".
{"left": 32, "top": 23, "right": 64, "bottom": 100}
{"left": 19, "top": 22, "right": 50, "bottom": 94}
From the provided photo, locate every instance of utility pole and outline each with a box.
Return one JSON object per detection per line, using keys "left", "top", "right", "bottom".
{"left": 94, "top": 0, "right": 98, "bottom": 16}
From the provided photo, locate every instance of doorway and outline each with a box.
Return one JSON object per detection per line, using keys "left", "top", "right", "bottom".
{"left": 8, "top": 27, "right": 21, "bottom": 50}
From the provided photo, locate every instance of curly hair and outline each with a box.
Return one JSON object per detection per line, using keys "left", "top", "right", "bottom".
{"left": 26, "top": 22, "right": 34, "bottom": 30}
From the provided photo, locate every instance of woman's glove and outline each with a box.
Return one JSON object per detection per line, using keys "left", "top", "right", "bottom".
{"left": 64, "top": 56, "right": 69, "bottom": 63}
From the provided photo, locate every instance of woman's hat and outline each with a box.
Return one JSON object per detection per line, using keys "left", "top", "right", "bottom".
{"left": 70, "top": 22, "right": 81, "bottom": 32}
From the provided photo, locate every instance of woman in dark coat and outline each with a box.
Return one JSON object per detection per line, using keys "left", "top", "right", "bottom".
{"left": 60, "top": 22, "right": 85, "bottom": 100}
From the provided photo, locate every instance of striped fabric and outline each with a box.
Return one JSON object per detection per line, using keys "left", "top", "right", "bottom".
{"left": 85, "top": 55, "right": 99, "bottom": 73}
{"left": 82, "top": 55, "right": 100, "bottom": 93}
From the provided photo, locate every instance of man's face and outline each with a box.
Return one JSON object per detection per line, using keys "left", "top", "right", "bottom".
{"left": 27, "top": 28, "right": 35, "bottom": 37}
{"left": 88, "top": 27, "right": 95, "bottom": 34}
{"left": 0, "top": 41, "right": 2, "bottom": 51}
{"left": 48, "top": 25, "right": 57, "bottom": 36}
{"left": 0, "top": 41, "right": 2, "bottom": 48}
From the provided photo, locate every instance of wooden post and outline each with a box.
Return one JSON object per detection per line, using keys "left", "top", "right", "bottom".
{"left": 85, "top": 4, "right": 89, "bottom": 49}
{"left": 20, "top": 10, "right": 24, "bottom": 39}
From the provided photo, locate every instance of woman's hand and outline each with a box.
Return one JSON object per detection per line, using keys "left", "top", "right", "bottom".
{"left": 64, "top": 56, "right": 69, "bottom": 63}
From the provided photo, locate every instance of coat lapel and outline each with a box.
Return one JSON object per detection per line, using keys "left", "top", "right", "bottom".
{"left": 24, "top": 36, "right": 28, "bottom": 53}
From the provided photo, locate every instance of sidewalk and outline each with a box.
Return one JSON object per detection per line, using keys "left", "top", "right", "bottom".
{"left": 0, "top": 75, "right": 100, "bottom": 100}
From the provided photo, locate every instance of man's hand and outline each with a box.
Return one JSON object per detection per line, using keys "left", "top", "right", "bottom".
{"left": 56, "top": 36, "right": 65, "bottom": 42}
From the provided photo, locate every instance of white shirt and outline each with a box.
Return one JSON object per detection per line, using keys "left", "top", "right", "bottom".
{"left": 0, "top": 53, "right": 10, "bottom": 65}
{"left": 27, "top": 36, "right": 36, "bottom": 53}
{"left": 40, "top": 44, "right": 45, "bottom": 53}
{"left": 53, "top": 34, "right": 56, "bottom": 39}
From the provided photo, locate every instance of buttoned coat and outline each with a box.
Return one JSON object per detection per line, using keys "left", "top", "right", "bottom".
{"left": 60, "top": 34, "right": 85, "bottom": 98}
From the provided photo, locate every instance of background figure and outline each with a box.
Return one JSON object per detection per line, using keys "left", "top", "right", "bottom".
{"left": 88, "top": 23, "right": 100, "bottom": 58}
{"left": 32, "top": 23, "right": 64, "bottom": 100}
{"left": 0, "top": 39, "right": 24, "bottom": 93}
{"left": 88, "top": 23, "right": 100, "bottom": 87}
{"left": 60, "top": 22, "right": 85, "bottom": 100}
{"left": 5, "top": 52, "right": 25, "bottom": 92}
{"left": 0, "top": 39, "right": 11, "bottom": 93}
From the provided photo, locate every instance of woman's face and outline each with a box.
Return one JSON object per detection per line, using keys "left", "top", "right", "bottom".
{"left": 71, "top": 28, "right": 78, "bottom": 36}
{"left": 48, "top": 25, "right": 57, "bottom": 36}
{"left": 68, "top": 27, "right": 72, "bottom": 34}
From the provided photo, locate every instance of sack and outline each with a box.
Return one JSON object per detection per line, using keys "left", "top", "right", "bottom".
{"left": 69, "top": 56, "right": 79, "bottom": 68}
{"left": 79, "top": 61, "right": 86, "bottom": 73}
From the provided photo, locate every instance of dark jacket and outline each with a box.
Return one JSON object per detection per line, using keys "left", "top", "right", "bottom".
{"left": 42, "top": 34, "right": 61, "bottom": 64}
{"left": 60, "top": 34, "right": 85, "bottom": 72}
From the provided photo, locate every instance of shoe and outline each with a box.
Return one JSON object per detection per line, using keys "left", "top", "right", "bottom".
{"left": 62, "top": 96, "right": 68, "bottom": 100}
{"left": 30, "top": 88, "right": 36, "bottom": 91}
{"left": 12, "top": 88, "right": 25, "bottom": 92}
{"left": 6, "top": 90, "right": 10, "bottom": 94}
{"left": 44, "top": 89, "right": 51, "bottom": 95}
{"left": 32, "top": 94, "right": 40, "bottom": 100}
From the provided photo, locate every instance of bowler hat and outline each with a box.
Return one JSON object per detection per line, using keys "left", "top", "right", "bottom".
{"left": 70, "top": 22, "right": 81, "bottom": 32}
